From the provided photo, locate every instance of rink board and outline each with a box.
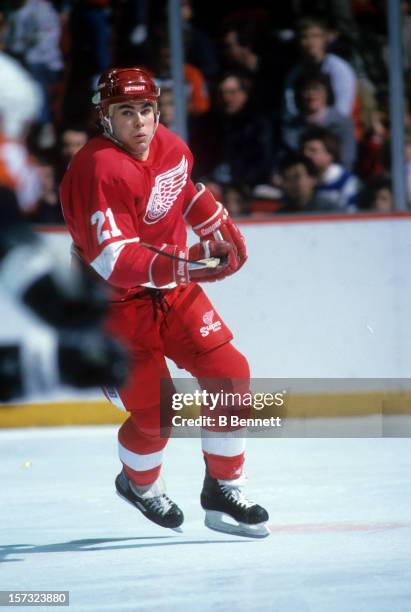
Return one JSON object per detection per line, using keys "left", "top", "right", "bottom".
{"left": 2, "top": 390, "right": 411, "bottom": 430}
{"left": 2, "top": 215, "right": 411, "bottom": 429}
{"left": 35, "top": 214, "right": 411, "bottom": 379}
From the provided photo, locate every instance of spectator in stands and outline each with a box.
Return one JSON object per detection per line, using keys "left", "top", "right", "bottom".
{"left": 282, "top": 69, "right": 356, "bottom": 169}
{"left": 402, "top": 0, "right": 411, "bottom": 75}
{"left": 355, "top": 105, "right": 388, "bottom": 181}
{"left": 152, "top": 37, "right": 210, "bottom": 117}
{"left": 63, "top": 0, "right": 112, "bottom": 125}
{"left": 222, "top": 184, "right": 250, "bottom": 217}
{"left": 276, "top": 152, "right": 321, "bottom": 213}
{"left": 201, "top": 72, "right": 273, "bottom": 202}
{"left": 283, "top": 17, "right": 357, "bottom": 122}
{"left": 60, "top": 125, "right": 89, "bottom": 164}
{"left": 406, "top": 131, "right": 411, "bottom": 207}
{"left": 114, "top": 0, "right": 151, "bottom": 68}
{"left": 219, "top": 21, "right": 279, "bottom": 112}
{"left": 382, "top": 129, "right": 411, "bottom": 207}
{"left": 55, "top": 124, "right": 90, "bottom": 182}
{"left": 220, "top": 23, "right": 259, "bottom": 78}
{"left": 181, "top": 0, "right": 219, "bottom": 81}
{"left": 5, "top": 0, "right": 64, "bottom": 148}
{"left": 300, "top": 126, "right": 360, "bottom": 211}
{"left": 158, "top": 87, "right": 175, "bottom": 131}
{"left": 28, "top": 152, "right": 64, "bottom": 224}
{"left": 358, "top": 175, "right": 393, "bottom": 212}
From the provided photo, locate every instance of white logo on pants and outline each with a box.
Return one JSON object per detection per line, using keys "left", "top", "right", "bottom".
{"left": 200, "top": 310, "right": 222, "bottom": 337}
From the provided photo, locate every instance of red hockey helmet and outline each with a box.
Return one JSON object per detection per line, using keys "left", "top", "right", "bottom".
{"left": 92, "top": 67, "right": 160, "bottom": 110}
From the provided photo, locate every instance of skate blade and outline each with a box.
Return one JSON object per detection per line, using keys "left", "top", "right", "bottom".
{"left": 204, "top": 510, "right": 270, "bottom": 539}
{"left": 115, "top": 491, "right": 183, "bottom": 533}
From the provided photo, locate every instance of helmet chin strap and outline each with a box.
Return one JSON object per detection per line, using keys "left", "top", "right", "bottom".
{"left": 100, "top": 112, "right": 123, "bottom": 148}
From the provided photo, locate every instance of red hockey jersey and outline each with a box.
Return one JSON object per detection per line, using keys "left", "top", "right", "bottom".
{"left": 60, "top": 124, "right": 196, "bottom": 300}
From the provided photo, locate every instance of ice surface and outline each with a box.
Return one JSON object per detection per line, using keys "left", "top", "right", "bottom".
{"left": 1, "top": 427, "right": 411, "bottom": 611}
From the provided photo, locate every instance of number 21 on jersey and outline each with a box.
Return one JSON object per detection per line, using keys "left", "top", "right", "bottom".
{"left": 91, "top": 208, "right": 122, "bottom": 245}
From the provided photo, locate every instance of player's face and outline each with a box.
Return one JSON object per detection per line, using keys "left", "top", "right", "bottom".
{"left": 111, "top": 101, "right": 157, "bottom": 160}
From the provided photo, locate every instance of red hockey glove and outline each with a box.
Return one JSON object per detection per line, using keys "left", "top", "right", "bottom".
{"left": 188, "top": 240, "right": 234, "bottom": 282}
{"left": 184, "top": 183, "right": 247, "bottom": 276}
{"left": 148, "top": 240, "right": 235, "bottom": 286}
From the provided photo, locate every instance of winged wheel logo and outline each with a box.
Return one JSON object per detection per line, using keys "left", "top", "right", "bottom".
{"left": 144, "top": 156, "right": 188, "bottom": 224}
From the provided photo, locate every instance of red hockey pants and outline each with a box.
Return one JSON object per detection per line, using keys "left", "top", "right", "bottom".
{"left": 104, "top": 282, "right": 250, "bottom": 486}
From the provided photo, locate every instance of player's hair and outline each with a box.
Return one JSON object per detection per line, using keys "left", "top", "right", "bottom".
{"left": 107, "top": 99, "right": 157, "bottom": 118}
{"left": 299, "top": 126, "right": 340, "bottom": 162}
{"left": 279, "top": 152, "right": 319, "bottom": 178}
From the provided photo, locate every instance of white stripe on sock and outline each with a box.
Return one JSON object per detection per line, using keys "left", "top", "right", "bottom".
{"left": 201, "top": 429, "right": 246, "bottom": 457}
{"left": 118, "top": 442, "right": 164, "bottom": 471}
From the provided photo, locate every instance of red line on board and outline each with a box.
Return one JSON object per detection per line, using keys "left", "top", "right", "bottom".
{"left": 33, "top": 211, "right": 411, "bottom": 233}
{"left": 236, "top": 211, "right": 411, "bottom": 226}
{"left": 268, "top": 521, "right": 409, "bottom": 534}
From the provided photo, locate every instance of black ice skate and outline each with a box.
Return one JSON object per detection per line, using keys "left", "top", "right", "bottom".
{"left": 115, "top": 469, "right": 184, "bottom": 532}
{"left": 201, "top": 469, "right": 270, "bottom": 538}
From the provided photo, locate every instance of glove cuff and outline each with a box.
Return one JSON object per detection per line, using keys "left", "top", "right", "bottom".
{"left": 149, "top": 245, "right": 189, "bottom": 287}
{"left": 184, "top": 183, "right": 228, "bottom": 237}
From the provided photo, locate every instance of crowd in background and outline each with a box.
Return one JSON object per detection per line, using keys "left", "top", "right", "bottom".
{"left": 1, "top": 0, "right": 411, "bottom": 222}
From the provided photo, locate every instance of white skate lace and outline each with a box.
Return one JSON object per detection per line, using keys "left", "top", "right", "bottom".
{"left": 146, "top": 494, "right": 174, "bottom": 515}
{"left": 220, "top": 484, "right": 255, "bottom": 509}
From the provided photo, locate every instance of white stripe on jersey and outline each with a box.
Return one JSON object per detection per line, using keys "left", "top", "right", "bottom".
{"left": 90, "top": 237, "right": 140, "bottom": 280}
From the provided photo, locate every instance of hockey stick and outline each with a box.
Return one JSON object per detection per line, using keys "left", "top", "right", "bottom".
{"left": 140, "top": 241, "right": 221, "bottom": 269}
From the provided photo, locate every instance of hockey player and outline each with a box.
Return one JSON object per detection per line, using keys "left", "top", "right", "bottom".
{"left": 60, "top": 67, "right": 270, "bottom": 538}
